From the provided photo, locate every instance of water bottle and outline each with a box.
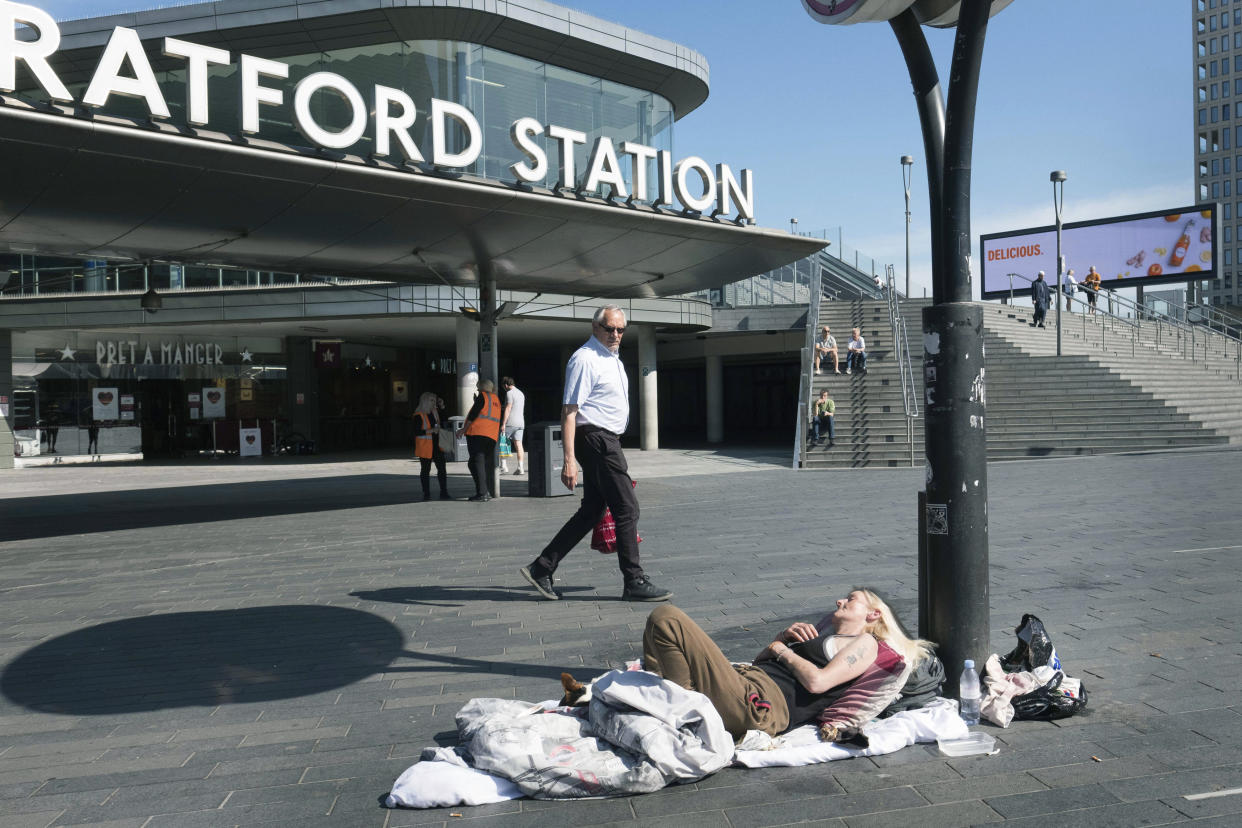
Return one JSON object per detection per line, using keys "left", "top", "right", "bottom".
{"left": 959, "top": 659, "right": 981, "bottom": 726}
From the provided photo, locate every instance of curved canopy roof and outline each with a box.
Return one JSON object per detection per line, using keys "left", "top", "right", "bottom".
{"left": 0, "top": 104, "right": 827, "bottom": 298}
{"left": 45, "top": 0, "right": 711, "bottom": 118}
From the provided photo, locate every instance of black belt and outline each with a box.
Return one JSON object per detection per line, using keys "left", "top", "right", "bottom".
{"left": 577, "top": 423, "right": 618, "bottom": 437}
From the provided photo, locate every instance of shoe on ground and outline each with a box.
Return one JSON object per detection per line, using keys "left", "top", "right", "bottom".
{"left": 468, "top": 493, "right": 491, "bottom": 502}
{"left": 520, "top": 565, "right": 561, "bottom": 600}
{"left": 513, "top": 469, "right": 523, "bottom": 475}
{"left": 845, "top": 368, "right": 851, "bottom": 375}
{"left": 623, "top": 575, "right": 673, "bottom": 602}
{"left": 439, "top": 492, "right": 454, "bottom": 500}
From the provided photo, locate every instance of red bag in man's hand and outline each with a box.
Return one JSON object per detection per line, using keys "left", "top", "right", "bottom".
{"left": 590, "top": 480, "right": 641, "bottom": 553}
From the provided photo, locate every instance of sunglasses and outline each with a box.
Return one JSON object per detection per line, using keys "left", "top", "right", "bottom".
{"left": 597, "top": 324, "right": 626, "bottom": 334}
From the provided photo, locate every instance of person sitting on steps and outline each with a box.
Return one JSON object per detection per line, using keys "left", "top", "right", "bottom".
{"left": 846, "top": 328, "right": 867, "bottom": 374}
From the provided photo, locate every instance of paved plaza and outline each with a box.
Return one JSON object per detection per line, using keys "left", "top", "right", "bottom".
{"left": 1, "top": 446, "right": 1241, "bottom": 827}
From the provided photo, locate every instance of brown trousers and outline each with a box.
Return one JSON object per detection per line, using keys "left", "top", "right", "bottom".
{"left": 642, "top": 604, "right": 789, "bottom": 740}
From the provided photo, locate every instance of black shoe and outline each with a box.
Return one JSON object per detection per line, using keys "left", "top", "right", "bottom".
{"left": 421, "top": 491, "right": 431, "bottom": 502}
{"left": 623, "top": 575, "right": 673, "bottom": 602}
{"left": 439, "top": 491, "right": 454, "bottom": 500}
{"left": 1038, "top": 323, "right": 1045, "bottom": 328}
{"left": 520, "top": 565, "right": 561, "bottom": 600}
{"left": 468, "top": 494, "right": 491, "bottom": 502}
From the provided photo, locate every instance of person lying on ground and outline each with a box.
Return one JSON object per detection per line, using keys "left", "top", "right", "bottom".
{"left": 641, "top": 588, "right": 934, "bottom": 742}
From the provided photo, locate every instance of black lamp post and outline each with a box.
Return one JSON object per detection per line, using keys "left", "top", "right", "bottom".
{"left": 1051, "top": 170, "right": 1067, "bottom": 356}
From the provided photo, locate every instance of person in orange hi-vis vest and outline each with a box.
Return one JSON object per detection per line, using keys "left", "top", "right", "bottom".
{"left": 458, "top": 379, "right": 500, "bottom": 501}
{"left": 413, "top": 391, "right": 452, "bottom": 501}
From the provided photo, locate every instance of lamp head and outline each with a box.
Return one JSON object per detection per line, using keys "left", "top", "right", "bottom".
{"left": 1050, "top": 170, "right": 1067, "bottom": 183}
{"left": 900, "top": 155, "right": 914, "bottom": 167}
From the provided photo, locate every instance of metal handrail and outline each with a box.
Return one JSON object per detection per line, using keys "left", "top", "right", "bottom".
{"left": 1003, "top": 271, "right": 1242, "bottom": 380}
{"left": 883, "top": 265, "right": 920, "bottom": 466}
{"left": 794, "top": 259, "right": 825, "bottom": 468}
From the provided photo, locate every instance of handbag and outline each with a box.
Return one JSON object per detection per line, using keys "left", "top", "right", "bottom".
{"left": 437, "top": 427, "right": 455, "bottom": 454}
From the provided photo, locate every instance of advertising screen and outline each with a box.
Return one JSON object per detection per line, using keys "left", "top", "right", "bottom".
{"left": 980, "top": 205, "right": 1218, "bottom": 300}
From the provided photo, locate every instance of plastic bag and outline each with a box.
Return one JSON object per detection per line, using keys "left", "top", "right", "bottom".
{"left": 498, "top": 434, "right": 512, "bottom": 458}
{"left": 1000, "top": 613, "right": 1062, "bottom": 673}
{"left": 590, "top": 480, "right": 642, "bottom": 554}
{"left": 1011, "top": 671, "right": 1088, "bottom": 721}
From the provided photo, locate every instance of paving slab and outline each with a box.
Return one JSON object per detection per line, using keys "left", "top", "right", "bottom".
{"left": 1, "top": 446, "right": 1241, "bottom": 826}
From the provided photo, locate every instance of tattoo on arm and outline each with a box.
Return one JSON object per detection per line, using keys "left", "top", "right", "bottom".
{"left": 845, "top": 653, "right": 858, "bottom": 666}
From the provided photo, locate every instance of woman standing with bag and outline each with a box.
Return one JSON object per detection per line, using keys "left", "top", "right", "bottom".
{"left": 413, "top": 392, "right": 452, "bottom": 501}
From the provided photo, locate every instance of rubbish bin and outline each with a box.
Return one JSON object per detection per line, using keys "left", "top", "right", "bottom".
{"left": 447, "top": 416, "right": 468, "bottom": 462}
{"left": 528, "top": 421, "right": 573, "bottom": 497}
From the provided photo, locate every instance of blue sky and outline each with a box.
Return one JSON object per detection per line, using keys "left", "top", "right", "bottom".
{"left": 568, "top": 0, "right": 1189, "bottom": 299}
{"left": 30, "top": 0, "right": 1189, "bottom": 299}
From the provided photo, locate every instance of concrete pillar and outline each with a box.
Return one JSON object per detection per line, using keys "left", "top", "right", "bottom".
{"left": 0, "top": 328, "right": 12, "bottom": 469}
{"left": 705, "top": 354, "right": 723, "bottom": 444}
{"left": 455, "top": 316, "right": 479, "bottom": 417}
{"left": 284, "top": 336, "right": 319, "bottom": 447}
{"left": 636, "top": 324, "right": 658, "bottom": 450}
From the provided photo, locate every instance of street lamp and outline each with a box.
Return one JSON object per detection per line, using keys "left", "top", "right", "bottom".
{"left": 790, "top": 217, "right": 798, "bottom": 235}
{"left": 1050, "top": 170, "right": 1067, "bottom": 357}
{"left": 901, "top": 155, "right": 914, "bottom": 298}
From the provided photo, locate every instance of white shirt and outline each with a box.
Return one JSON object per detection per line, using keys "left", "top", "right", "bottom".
{"left": 503, "top": 386, "right": 525, "bottom": 429}
{"left": 563, "top": 335, "right": 629, "bottom": 435}
{"left": 849, "top": 335, "right": 866, "bottom": 352}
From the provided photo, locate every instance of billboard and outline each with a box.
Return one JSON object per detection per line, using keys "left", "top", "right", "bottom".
{"left": 980, "top": 205, "right": 1219, "bottom": 300}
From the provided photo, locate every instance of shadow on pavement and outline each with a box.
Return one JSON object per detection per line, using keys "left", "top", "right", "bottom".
{"left": 0, "top": 605, "right": 404, "bottom": 714}
{"left": 0, "top": 473, "right": 529, "bottom": 542}
{"left": 351, "top": 585, "right": 595, "bottom": 607}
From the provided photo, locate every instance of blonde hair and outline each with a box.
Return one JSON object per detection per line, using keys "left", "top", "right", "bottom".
{"left": 415, "top": 391, "right": 437, "bottom": 414}
{"left": 856, "top": 587, "right": 936, "bottom": 668}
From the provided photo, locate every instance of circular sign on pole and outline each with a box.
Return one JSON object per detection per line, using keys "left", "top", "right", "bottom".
{"left": 801, "top": 0, "right": 1015, "bottom": 28}
{"left": 801, "top": 0, "right": 917, "bottom": 25}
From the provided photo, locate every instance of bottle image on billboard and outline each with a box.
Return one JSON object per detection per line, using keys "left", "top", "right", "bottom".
{"left": 1169, "top": 219, "right": 1194, "bottom": 267}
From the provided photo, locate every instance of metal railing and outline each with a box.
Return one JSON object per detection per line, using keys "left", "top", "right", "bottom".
{"left": 883, "top": 265, "right": 920, "bottom": 466}
{"left": 1003, "top": 273, "right": 1242, "bottom": 381}
{"left": 793, "top": 259, "right": 825, "bottom": 469}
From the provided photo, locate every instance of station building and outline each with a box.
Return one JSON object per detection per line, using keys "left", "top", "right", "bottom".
{"left": 0, "top": 0, "right": 827, "bottom": 465}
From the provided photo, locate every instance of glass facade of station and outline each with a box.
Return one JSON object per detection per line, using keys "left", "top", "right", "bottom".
{"left": 32, "top": 39, "right": 675, "bottom": 194}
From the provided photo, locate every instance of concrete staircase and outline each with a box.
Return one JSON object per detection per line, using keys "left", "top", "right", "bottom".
{"left": 802, "top": 299, "right": 1239, "bottom": 468}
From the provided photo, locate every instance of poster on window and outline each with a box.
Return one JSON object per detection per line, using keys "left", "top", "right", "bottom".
{"left": 202, "top": 387, "right": 226, "bottom": 418}
{"left": 93, "top": 387, "right": 119, "bottom": 420}
{"left": 239, "top": 425, "right": 262, "bottom": 457}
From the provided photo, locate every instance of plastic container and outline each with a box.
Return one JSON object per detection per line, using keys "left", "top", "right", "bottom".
{"left": 937, "top": 732, "right": 996, "bottom": 757}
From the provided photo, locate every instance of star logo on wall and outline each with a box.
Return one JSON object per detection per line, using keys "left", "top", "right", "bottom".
{"left": 58, "top": 344, "right": 76, "bottom": 360}
{"left": 364, "top": 356, "right": 372, "bottom": 367}
{"left": 322, "top": 350, "right": 335, "bottom": 363}
{"left": 240, "top": 348, "right": 254, "bottom": 363}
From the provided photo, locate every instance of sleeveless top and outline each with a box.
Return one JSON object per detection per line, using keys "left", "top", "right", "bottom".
{"left": 757, "top": 632, "right": 868, "bottom": 726}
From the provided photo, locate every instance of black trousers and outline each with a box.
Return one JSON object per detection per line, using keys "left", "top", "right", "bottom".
{"left": 466, "top": 435, "right": 496, "bottom": 497}
{"left": 534, "top": 425, "right": 642, "bottom": 582}
{"left": 419, "top": 447, "right": 448, "bottom": 496}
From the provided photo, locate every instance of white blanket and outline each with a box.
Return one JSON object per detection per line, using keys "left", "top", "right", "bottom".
{"left": 733, "top": 697, "right": 965, "bottom": 766}
{"left": 387, "top": 694, "right": 966, "bottom": 808}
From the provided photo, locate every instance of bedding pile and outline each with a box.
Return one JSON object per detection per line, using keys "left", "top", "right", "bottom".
{"left": 386, "top": 669, "right": 966, "bottom": 810}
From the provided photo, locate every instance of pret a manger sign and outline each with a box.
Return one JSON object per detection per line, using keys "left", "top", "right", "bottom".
{"left": 0, "top": 0, "right": 756, "bottom": 219}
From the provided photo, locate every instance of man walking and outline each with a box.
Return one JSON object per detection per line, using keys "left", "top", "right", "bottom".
{"left": 1031, "top": 271, "right": 1051, "bottom": 328}
{"left": 500, "top": 376, "right": 526, "bottom": 475}
{"left": 520, "top": 306, "right": 672, "bottom": 602}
